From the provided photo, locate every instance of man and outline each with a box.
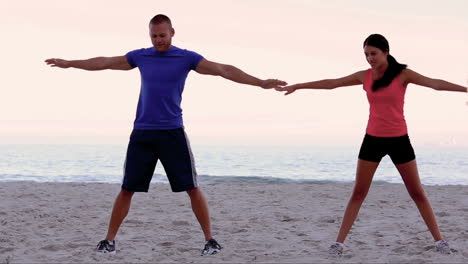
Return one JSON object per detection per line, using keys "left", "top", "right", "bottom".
{"left": 45, "top": 14, "right": 286, "bottom": 256}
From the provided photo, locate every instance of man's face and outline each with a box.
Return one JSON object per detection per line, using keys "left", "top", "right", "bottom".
{"left": 149, "top": 22, "right": 174, "bottom": 52}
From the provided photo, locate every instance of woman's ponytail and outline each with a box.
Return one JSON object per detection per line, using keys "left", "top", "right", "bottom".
{"left": 372, "top": 54, "right": 407, "bottom": 91}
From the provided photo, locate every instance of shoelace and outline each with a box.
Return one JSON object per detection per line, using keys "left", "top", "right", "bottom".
{"left": 436, "top": 241, "right": 450, "bottom": 253}
{"left": 330, "top": 244, "right": 341, "bottom": 249}
{"left": 329, "top": 243, "right": 343, "bottom": 255}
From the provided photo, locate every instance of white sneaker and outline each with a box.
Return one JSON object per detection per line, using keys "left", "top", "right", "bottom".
{"left": 328, "top": 242, "right": 344, "bottom": 256}
{"left": 435, "top": 240, "right": 451, "bottom": 254}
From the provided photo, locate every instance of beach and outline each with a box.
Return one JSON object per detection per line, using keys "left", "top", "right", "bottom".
{"left": 1, "top": 182, "right": 468, "bottom": 263}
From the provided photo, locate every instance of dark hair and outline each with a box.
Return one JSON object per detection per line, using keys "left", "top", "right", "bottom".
{"left": 363, "top": 34, "right": 407, "bottom": 91}
{"left": 149, "top": 14, "right": 172, "bottom": 26}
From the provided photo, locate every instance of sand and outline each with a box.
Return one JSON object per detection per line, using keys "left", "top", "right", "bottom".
{"left": 1, "top": 181, "right": 468, "bottom": 263}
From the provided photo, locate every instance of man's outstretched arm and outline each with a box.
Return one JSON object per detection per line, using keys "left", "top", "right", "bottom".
{"left": 195, "top": 59, "right": 286, "bottom": 89}
{"left": 44, "top": 56, "right": 133, "bottom": 71}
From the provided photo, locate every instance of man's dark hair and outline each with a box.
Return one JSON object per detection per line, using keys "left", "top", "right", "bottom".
{"left": 149, "top": 14, "right": 172, "bottom": 26}
{"left": 363, "top": 34, "right": 407, "bottom": 92}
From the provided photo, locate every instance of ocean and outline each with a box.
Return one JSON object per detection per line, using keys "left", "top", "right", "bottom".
{"left": 0, "top": 144, "right": 467, "bottom": 185}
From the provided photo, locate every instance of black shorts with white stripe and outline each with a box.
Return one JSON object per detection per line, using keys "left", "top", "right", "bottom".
{"left": 122, "top": 128, "right": 198, "bottom": 192}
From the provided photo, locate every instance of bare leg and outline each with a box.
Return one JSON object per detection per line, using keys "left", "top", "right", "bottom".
{"left": 187, "top": 187, "right": 212, "bottom": 241}
{"left": 105, "top": 189, "right": 135, "bottom": 240}
{"left": 336, "top": 159, "right": 380, "bottom": 243}
{"left": 395, "top": 160, "right": 443, "bottom": 241}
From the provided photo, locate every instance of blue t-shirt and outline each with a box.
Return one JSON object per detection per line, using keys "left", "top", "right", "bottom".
{"left": 125, "top": 46, "right": 204, "bottom": 129}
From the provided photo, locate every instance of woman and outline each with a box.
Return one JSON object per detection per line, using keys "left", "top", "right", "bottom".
{"left": 276, "top": 34, "right": 467, "bottom": 255}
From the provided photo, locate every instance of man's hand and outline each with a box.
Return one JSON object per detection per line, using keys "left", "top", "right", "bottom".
{"left": 45, "top": 58, "right": 70, "bottom": 68}
{"left": 260, "top": 79, "right": 288, "bottom": 89}
{"left": 275, "top": 84, "right": 298, "bottom": 95}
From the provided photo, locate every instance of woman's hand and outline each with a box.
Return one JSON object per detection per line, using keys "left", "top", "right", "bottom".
{"left": 275, "top": 84, "right": 299, "bottom": 95}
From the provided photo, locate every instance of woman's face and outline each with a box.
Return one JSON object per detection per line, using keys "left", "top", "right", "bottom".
{"left": 364, "top": 45, "right": 388, "bottom": 69}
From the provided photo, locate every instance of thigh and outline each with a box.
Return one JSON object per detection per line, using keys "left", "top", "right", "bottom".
{"left": 395, "top": 160, "right": 424, "bottom": 193}
{"left": 157, "top": 128, "right": 198, "bottom": 192}
{"left": 354, "top": 159, "right": 380, "bottom": 194}
{"left": 122, "top": 130, "right": 158, "bottom": 192}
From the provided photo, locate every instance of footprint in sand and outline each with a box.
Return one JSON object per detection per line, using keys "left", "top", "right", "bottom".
{"left": 280, "top": 216, "right": 298, "bottom": 222}
{"left": 125, "top": 219, "right": 144, "bottom": 225}
{"left": 68, "top": 243, "right": 90, "bottom": 249}
{"left": 354, "top": 240, "right": 366, "bottom": 246}
{"left": 319, "top": 216, "right": 336, "bottom": 223}
{"left": 0, "top": 248, "right": 14, "bottom": 254}
{"left": 232, "top": 228, "right": 248, "bottom": 233}
{"left": 158, "top": 242, "right": 175, "bottom": 247}
{"left": 423, "top": 245, "right": 435, "bottom": 251}
{"left": 391, "top": 245, "right": 407, "bottom": 253}
{"left": 372, "top": 231, "right": 384, "bottom": 238}
{"left": 435, "top": 212, "right": 450, "bottom": 217}
{"left": 172, "top": 220, "right": 190, "bottom": 226}
{"left": 40, "top": 244, "right": 66, "bottom": 251}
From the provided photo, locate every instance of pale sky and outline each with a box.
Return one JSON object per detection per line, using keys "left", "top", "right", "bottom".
{"left": 1, "top": 0, "right": 467, "bottom": 147}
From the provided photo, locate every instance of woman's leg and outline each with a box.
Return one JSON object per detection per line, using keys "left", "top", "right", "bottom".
{"left": 335, "top": 159, "right": 380, "bottom": 243}
{"left": 395, "top": 160, "right": 443, "bottom": 241}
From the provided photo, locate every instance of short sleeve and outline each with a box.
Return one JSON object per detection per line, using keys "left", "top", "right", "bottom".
{"left": 125, "top": 49, "right": 140, "bottom": 68}
{"left": 186, "top": 50, "right": 204, "bottom": 70}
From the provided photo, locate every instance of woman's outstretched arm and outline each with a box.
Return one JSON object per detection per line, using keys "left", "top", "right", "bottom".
{"left": 275, "top": 71, "right": 366, "bottom": 95}
{"left": 402, "top": 69, "right": 467, "bottom": 93}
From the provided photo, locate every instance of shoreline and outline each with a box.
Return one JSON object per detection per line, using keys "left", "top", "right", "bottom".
{"left": 3, "top": 176, "right": 468, "bottom": 186}
{"left": 1, "top": 182, "right": 468, "bottom": 263}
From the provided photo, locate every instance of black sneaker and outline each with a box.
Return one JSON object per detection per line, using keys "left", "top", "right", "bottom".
{"left": 96, "top": 240, "right": 116, "bottom": 254}
{"left": 201, "top": 239, "right": 222, "bottom": 256}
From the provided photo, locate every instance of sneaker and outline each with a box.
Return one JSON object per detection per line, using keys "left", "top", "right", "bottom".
{"left": 435, "top": 240, "right": 451, "bottom": 254}
{"left": 96, "top": 240, "right": 116, "bottom": 254}
{"left": 328, "top": 242, "right": 344, "bottom": 256}
{"left": 201, "top": 239, "right": 222, "bottom": 256}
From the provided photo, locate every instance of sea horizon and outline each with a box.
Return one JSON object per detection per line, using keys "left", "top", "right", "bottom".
{"left": 1, "top": 144, "right": 467, "bottom": 186}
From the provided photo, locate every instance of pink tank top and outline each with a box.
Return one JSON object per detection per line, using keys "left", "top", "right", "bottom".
{"left": 363, "top": 69, "right": 408, "bottom": 137}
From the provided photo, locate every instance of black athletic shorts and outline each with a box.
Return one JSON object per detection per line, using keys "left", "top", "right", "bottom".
{"left": 122, "top": 128, "right": 198, "bottom": 192}
{"left": 358, "top": 134, "right": 416, "bottom": 164}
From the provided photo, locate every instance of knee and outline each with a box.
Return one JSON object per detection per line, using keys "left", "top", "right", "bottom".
{"left": 119, "top": 189, "right": 135, "bottom": 199}
{"left": 408, "top": 189, "right": 427, "bottom": 203}
{"left": 186, "top": 187, "right": 202, "bottom": 198}
{"left": 351, "top": 188, "right": 368, "bottom": 201}
{"left": 187, "top": 187, "right": 204, "bottom": 201}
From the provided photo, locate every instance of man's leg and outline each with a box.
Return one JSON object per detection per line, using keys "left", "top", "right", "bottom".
{"left": 105, "top": 189, "right": 135, "bottom": 240}
{"left": 186, "top": 187, "right": 212, "bottom": 241}
{"left": 158, "top": 128, "right": 222, "bottom": 254}
{"left": 108, "top": 129, "right": 156, "bottom": 240}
